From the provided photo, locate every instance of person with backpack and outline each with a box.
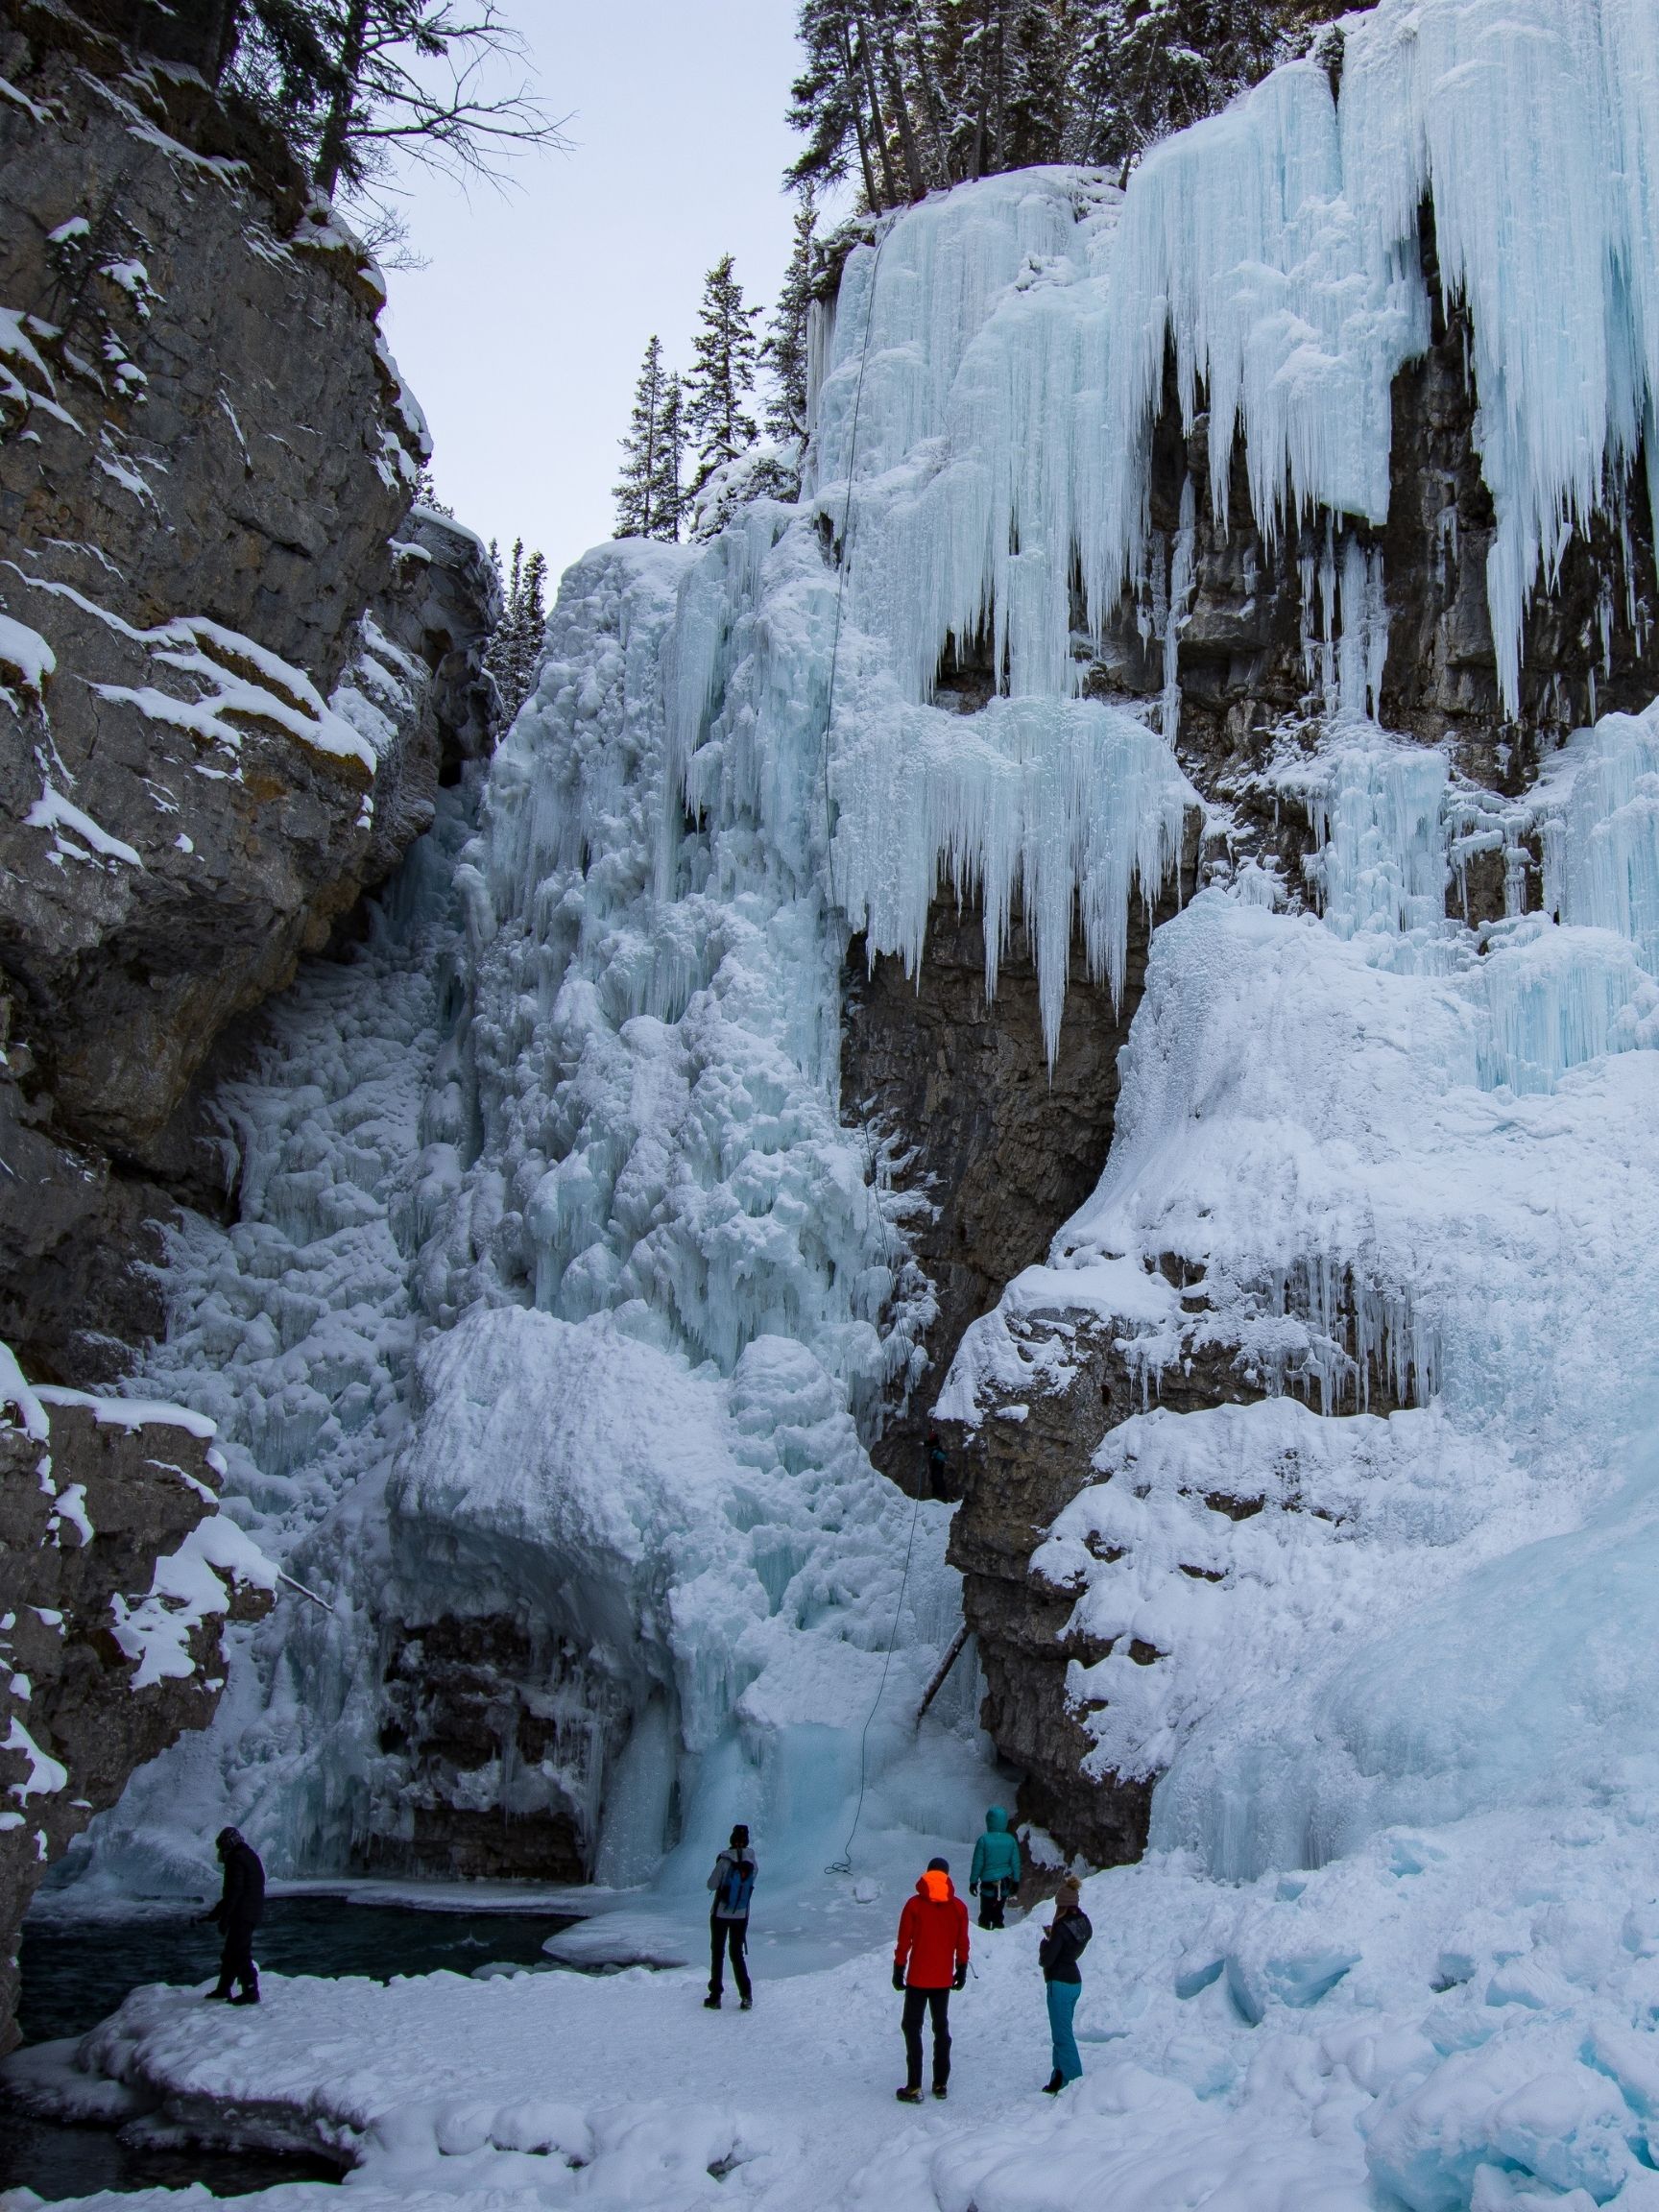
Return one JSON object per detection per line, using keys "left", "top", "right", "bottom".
{"left": 1038, "top": 1874, "right": 1093, "bottom": 2092}
{"left": 968, "top": 1806, "right": 1022, "bottom": 1930}
{"left": 892, "top": 1856, "right": 970, "bottom": 2102}
{"left": 704, "top": 1824, "right": 757, "bottom": 2009}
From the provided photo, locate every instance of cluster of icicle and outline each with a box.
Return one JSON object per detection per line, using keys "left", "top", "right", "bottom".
{"left": 687, "top": 0, "right": 1658, "bottom": 1064}
{"left": 809, "top": 0, "right": 1659, "bottom": 726}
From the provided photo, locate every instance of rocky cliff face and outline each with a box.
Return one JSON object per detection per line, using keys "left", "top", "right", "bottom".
{"left": 0, "top": 4, "right": 496, "bottom": 2012}
{"left": 0, "top": 1377, "right": 274, "bottom": 2054}
{"left": 0, "top": 7, "right": 493, "bottom": 1387}
{"left": 854, "top": 247, "right": 1659, "bottom": 1864}
{"left": 845, "top": 882, "right": 1178, "bottom": 1502}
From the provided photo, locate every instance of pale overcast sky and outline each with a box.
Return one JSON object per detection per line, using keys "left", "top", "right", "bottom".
{"left": 381, "top": 1, "right": 806, "bottom": 587}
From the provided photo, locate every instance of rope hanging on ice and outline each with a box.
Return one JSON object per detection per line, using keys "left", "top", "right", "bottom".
{"left": 826, "top": 1487, "right": 922, "bottom": 1876}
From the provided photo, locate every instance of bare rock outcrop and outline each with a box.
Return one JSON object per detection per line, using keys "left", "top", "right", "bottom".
{"left": 0, "top": 11, "right": 496, "bottom": 1382}
{"left": 0, "top": 1369, "right": 274, "bottom": 2054}
{"left": 845, "top": 882, "right": 1178, "bottom": 1500}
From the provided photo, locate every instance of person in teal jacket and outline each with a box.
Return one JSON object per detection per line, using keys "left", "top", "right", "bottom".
{"left": 968, "top": 1807, "right": 1021, "bottom": 1930}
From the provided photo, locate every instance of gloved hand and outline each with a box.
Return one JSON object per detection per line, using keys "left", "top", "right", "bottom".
{"left": 893, "top": 1966, "right": 906, "bottom": 1992}
{"left": 952, "top": 1963, "right": 968, "bottom": 1990}
{"left": 968, "top": 1882, "right": 977, "bottom": 1895}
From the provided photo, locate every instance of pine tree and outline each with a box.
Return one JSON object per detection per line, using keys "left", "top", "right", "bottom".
{"left": 481, "top": 538, "right": 549, "bottom": 735}
{"left": 685, "top": 254, "right": 763, "bottom": 495}
{"left": 784, "top": 0, "right": 1350, "bottom": 205}
{"left": 613, "top": 336, "right": 672, "bottom": 540}
{"left": 413, "top": 462, "right": 453, "bottom": 517}
{"left": 764, "top": 187, "right": 820, "bottom": 443}
{"left": 651, "top": 374, "right": 687, "bottom": 543}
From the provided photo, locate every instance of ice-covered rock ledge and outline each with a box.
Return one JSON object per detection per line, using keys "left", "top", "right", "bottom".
{"left": 0, "top": 1349, "right": 274, "bottom": 2054}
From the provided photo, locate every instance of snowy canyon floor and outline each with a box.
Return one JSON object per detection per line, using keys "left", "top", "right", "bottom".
{"left": 16, "top": 1801, "right": 1659, "bottom": 2211}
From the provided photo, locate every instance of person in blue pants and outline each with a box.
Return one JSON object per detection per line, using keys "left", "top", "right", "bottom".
{"left": 1038, "top": 1875, "right": 1092, "bottom": 2092}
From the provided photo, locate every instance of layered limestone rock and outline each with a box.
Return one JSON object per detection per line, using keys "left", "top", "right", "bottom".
{"left": 368, "top": 1615, "right": 597, "bottom": 1885}
{"left": 0, "top": 1373, "right": 274, "bottom": 2053}
{"left": 845, "top": 884, "right": 1175, "bottom": 1501}
{"left": 0, "top": 11, "right": 495, "bottom": 1382}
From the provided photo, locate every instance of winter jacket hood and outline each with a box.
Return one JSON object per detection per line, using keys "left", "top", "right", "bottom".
{"left": 895, "top": 1877, "right": 971, "bottom": 1989}
{"left": 969, "top": 1808, "right": 1022, "bottom": 1891}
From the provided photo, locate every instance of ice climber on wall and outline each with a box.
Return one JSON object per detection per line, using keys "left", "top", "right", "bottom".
{"left": 1039, "top": 1875, "right": 1093, "bottom": 2093}
{"left": 968, "top": 1806, "right": 1022, "bottom": 1929}
{"left": 893, "top": 1856, "right": 971, "bottom": 2102}
{"left": 705, "top": 1824, "right": 757, "bottom": 2009}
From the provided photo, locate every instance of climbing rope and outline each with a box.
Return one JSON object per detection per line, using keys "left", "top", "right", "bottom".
{"left": 820, "top": 226, "right": 888, "bottom": 913}
{"left": 827, "top": 1485, "right": 923, "bottom": 1876}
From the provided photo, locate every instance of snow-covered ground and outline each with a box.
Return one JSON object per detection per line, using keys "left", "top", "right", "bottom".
{"left": 19, "top": 1793, "right": 1659, "bottom": 2211}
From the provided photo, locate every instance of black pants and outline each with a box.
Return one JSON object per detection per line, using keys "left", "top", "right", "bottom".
{"left": 709, "top": 1915, "right": 751, "bottom": 2001}
{"left": 214, "top": 1920, "right": 257, "bottom": 1998}
{"left": 901, "top": 1985, "right": 951, "bottom": 2090}
{"left": 978, "top": 1884, "right": 1009, "bottom": 1931}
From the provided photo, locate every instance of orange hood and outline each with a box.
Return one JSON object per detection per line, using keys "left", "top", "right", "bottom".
{"left": 918, "top": 1869, "right": 953, "bottom": 1904}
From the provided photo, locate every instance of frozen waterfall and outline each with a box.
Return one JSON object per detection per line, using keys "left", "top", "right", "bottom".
{"left": 72, "top": 0, "right": 1659, "bottom": 1944}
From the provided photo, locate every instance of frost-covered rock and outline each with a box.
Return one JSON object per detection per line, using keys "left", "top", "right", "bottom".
{"left": 0, "top": 1354, "right": 274, "bottom": 2053}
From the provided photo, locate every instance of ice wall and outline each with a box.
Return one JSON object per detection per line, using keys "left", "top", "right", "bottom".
{"left": 392, "top": 541, "right": 978, "bottom": 1879}
{"left": 949, "top": 711, "right": 1659, "bottom": 1884}
{"left": 90, "top": 0, "right": 1659, "bottom": 1904}
{"left": 80, "top": 799, "right": 475, "bottom": 1887}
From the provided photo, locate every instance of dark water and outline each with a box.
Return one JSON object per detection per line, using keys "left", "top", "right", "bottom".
{"left": 0, "top": 2109, "right": 347, "bottom": 2198}
{"left": 2, "top": 1894, "right": 576, "bottom": 2200}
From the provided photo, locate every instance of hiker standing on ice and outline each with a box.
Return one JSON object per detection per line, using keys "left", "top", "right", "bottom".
{"left": 705, "top": 1824, "right": 757, "bottom": 2010}
{"left": 893, "top": 1856, "right": 970, "bottom": 2103}
{"left": 1038, "top": 1874, "right": 1093, "bottom": 2093}
{"left": 202, "top": 1826, "right": 264, "bottom": 2006}
{"left": 968, "top": 1807, "right": 1022, "bottom": 1930}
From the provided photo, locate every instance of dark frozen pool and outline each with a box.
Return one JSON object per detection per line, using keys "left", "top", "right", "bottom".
{"left": 1, "top": 1893, "right": 577, "bottom": 2199}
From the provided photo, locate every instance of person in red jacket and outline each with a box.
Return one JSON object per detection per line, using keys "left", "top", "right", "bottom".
{"left": 892, "top": 1856, "right": 970, "bottom": 2102}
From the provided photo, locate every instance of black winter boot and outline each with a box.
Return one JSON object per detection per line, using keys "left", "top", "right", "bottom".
{"left": 1043, "top": 2070, "right": 1065, "bottom": 2095}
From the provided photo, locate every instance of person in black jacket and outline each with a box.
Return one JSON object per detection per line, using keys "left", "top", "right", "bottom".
{"left": 1037, "top": 1874, "right": 1092, "bottom": 2092}
{"left": 202, "top": 1826, "right": 265, "bottom": 2005}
